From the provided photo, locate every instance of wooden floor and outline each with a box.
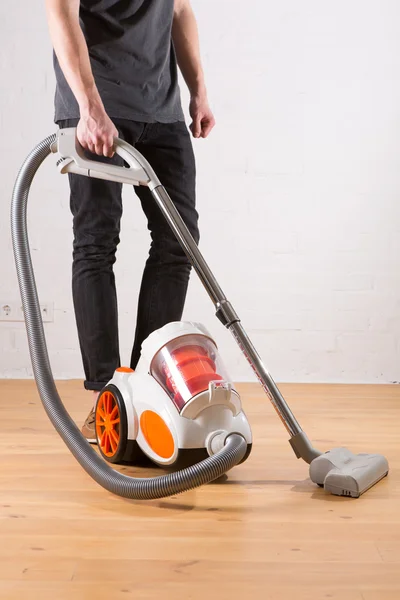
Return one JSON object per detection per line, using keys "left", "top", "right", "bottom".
{"left": 0, "top": 380, "right": 399, "bottom": 600}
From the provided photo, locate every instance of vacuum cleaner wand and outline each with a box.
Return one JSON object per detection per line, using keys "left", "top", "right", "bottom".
{"left": 12, "top": 129, "right": 389, "bottom": 498}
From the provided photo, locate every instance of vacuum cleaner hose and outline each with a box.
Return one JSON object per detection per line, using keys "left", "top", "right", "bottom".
{"left": 11, "top": 134, "right": 247, "bottom": 500}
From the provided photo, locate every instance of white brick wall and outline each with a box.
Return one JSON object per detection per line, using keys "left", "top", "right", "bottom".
{"left": 1, "top": 0, "right": 399, "bottom": 383}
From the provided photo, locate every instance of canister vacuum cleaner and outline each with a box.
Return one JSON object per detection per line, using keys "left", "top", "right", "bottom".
{"left": 96, "top": 321, "right": 252, "bottom": 469}
{"left": 11, "top": 128, "right": 389, "bottom": 500}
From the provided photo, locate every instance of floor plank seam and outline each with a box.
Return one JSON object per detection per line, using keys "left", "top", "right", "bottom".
{"left": 70, "top": 562, "right": 78, "bottom": 582}
{"left": 374, "top": 544, "right": 385, "bottom": 564}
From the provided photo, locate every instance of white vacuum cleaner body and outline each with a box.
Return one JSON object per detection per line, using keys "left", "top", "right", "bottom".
{"left": 94, "top": 322, "right": 252, "bottom": 467}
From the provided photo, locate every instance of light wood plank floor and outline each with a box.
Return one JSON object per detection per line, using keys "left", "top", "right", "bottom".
{"left": 0, "top": 380, "right": 399, "bottom": 600}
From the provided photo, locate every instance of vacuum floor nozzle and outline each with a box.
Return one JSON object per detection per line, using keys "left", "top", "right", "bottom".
{"left": 309, "top": 448, "right": 389, "bottom": 498}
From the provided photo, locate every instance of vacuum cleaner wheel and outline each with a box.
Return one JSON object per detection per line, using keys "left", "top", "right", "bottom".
{"left": 95, "top": 384, "right": 130, "bottom": 464}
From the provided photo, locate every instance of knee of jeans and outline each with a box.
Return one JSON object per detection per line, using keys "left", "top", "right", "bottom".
{"left": 73, "top": 238, "right": 119, "bottom": 265}
{"left": 150, "top": 219, "right": 199, "bottom": 259}
{"left": 181, "top": 218, "right": 200, "bottom": 246}
{"left": 171, "top": 220, "right": 199, "bottom": 258}
{"left": 191, "top": 222, "right": 200, "bottom": 246}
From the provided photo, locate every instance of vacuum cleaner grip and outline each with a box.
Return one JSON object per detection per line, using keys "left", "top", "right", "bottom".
{"left": 54, "top": 128, "right": 162, "bottom": 189}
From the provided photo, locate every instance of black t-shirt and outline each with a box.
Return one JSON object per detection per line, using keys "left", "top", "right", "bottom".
{"left": 54, "top": 0, "right": 184, "bottom": 123}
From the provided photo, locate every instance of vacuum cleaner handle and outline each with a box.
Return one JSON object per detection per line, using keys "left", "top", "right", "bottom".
{"left": 53, "top": 128, "right": 162, "bottom": 189}
{"left": 54, "top": 128, "right": 321, "bottom": 464}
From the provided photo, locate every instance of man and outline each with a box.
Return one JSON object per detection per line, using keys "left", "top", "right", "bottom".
{"left": 45, "top": 0, "right": 215, "bottom": 441}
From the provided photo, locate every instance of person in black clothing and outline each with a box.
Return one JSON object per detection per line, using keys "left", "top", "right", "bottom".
{"left": 45, "top": 0, "right": 215, "bottom": 441}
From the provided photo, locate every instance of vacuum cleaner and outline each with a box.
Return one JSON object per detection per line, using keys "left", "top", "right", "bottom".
{"left": 95, "top": 321, "right": 251, "bottom": 469}
{"left": 11, "top": 128, "right": 389, "bottom": 500}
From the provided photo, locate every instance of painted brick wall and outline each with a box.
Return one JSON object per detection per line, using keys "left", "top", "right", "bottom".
{"left": 1, "top": 1, "right": 399, "bottom": 383}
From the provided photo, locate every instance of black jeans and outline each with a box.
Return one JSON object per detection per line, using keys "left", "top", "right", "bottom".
{"left": 59, "top": 119, "right": 199, "bottom": 391}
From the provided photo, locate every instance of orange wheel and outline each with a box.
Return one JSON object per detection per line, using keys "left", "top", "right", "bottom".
{"left": 95, "top": 385, "right": 128, "bottom": 464}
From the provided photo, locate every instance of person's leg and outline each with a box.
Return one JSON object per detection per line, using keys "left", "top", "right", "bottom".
{"left": 58, "top": 118, "right": 145, "bottom": 439}
{"left": 129, "top": 121, "right": 198, "bottom": 368}
{"left": 59, "top": 119, "right": 123, "bottom": 392}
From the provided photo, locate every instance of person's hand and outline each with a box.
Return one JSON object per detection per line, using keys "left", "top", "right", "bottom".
{"left": 189, "top": 94, "right": 216, "bottom": 139}
{"left": 77, "top": 104, "right": 118, "bottom": 157}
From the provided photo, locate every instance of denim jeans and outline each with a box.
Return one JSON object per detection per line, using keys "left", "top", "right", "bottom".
{"left": 58, "top": 119, "right": 198, "bottom": 391}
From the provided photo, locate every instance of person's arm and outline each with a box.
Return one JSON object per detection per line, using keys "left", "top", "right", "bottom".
{"left": 172, "top": 0, "right": 215, "bottom": 138}
{"left": 45, "top": 0, "right": 117, "bottom": 156}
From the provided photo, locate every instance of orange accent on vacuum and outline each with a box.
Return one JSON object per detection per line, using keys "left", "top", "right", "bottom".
{"left": 140, "top": 410, "right": 175, "bottom": 459}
